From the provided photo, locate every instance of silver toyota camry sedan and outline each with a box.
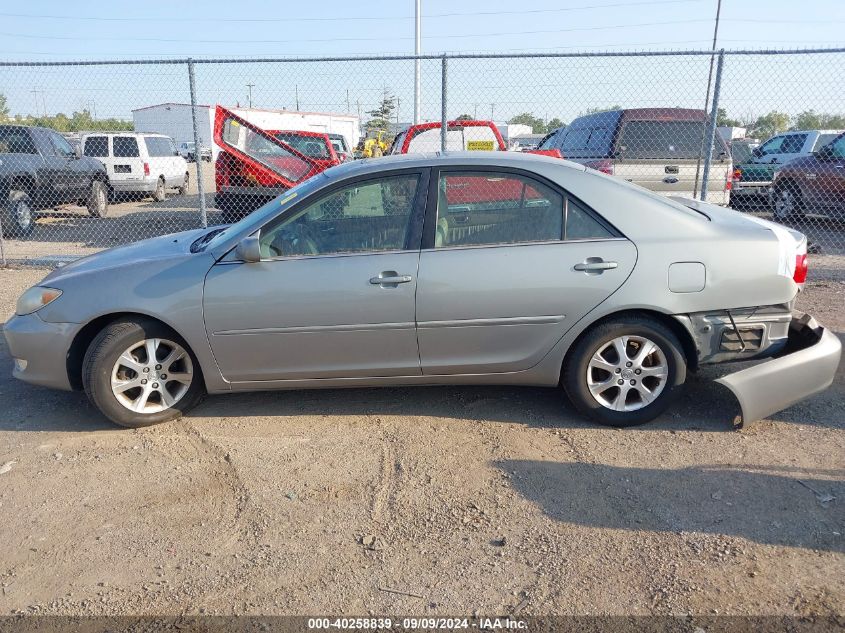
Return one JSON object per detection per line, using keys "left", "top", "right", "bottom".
{"left": 4, "top": 152, "right": 841, "bottom": 428}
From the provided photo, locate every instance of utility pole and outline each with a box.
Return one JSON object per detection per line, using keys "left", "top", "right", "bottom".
{"left": 295, "top": 85, "right": 300, "bottom": 111}
{"left": 693, "top": 0, "right": 723, "bottom": 198}
{"left": 490, "top": 103, "right": 495, "bottom": 120}
{"left": 414, "top": 0, "right": 421, "bottom": 124}
{"left": 346, "top": 89, "right": 351, "bottom": 112}
{"left": 474, "top": 103, "right": 478, "bottom": 119}
{"left": 31, "top": 89, "right": 41, "bottom": 117}
{"left": 246, "top": 83, "right": 254, "bottom": 108}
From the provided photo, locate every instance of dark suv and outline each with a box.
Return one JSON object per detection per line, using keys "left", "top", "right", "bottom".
{"left": 540, "top": 108, "right": 732, "bottom": 204}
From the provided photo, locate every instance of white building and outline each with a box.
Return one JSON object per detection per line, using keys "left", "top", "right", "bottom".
{"left": 132, "top": 103, "right": 361, "bottom": 159}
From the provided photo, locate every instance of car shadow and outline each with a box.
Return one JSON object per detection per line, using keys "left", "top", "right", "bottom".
{"left": 495, "top": 459, "right": 844, "bottom": 553}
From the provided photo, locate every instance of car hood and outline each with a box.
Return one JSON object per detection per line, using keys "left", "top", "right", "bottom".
{"left": 42, "top": 228, "right": 207, "bottom": 285}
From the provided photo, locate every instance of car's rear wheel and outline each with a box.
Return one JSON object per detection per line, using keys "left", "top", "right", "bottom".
{"left": 82, "top": 318, "right": 205, "bottom": 428}
{"left": 563, "top": 316, "right": 686, "bottom": 427}
{"left": 86, "top": 180, "right": 109, "bottom": 218}
{"left": 2, "top": 190, "right": 35, "bottom": 238}
{"left": 151, "top": 177, "right": 166, "bottom": 202}
{"left": 773, "top": 183, "right": 803, "bottom": 221}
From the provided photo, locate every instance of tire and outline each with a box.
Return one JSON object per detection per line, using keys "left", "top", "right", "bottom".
{"left": 562, "top": 315, "right": 687, "bottom": 427}
{"left": 177, "top": 173, "right": 189, "bottom": 196}
{"left": 2, "top": 190, "right": 35, "bottom": 238}
{"left": 773, "top": 183, "right": 803, "bottom": 221}
{"left": 82, "top": 318, "right": 205, "bottom": 428}
{"left": 151, "top": 177, "right": 166, "bottom": 202}
{"left": 86, "top": 180, "right": 109, "bottom": 218}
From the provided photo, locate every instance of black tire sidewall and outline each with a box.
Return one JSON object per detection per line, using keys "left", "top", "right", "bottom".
{"left": 86, "top": 180, "right": 108, "bottom": 218}
{"left": 153, "top": 177, "right": 166, "bottom": 202}
{"left": 3, "top": 191, "right": 34, "bottom": 238}
{"left": 83, "top": 319, "right": 204, "bottom": 428}
{"left": 563, "top": 318, "right": 687, "bottom": 427}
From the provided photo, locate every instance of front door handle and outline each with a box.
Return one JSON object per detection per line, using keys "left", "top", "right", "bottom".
{"left": 574, "top": 258, "right": 618, "bottom": 274}
{"left": 370, "top": 271, "right": 413, "bottom": 287}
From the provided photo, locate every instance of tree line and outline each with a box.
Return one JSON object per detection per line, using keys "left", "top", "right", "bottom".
{"left": 0, "top": 94, "right": 133, "bottom": 132}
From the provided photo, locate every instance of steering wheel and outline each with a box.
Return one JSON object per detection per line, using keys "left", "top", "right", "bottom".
{"left": 267, "top": 224, "right": 319, "bottom": 257}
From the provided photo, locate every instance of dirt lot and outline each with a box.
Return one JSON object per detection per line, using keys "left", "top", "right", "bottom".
{"left": 0, "top": 262, "right": 843, "bottom": 619}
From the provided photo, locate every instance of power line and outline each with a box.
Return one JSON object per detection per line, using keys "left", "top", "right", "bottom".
{"left": 0, "top": 0, "right": 709, "bottom": 23}
{"left": 0, "top": 19, "right": 721, "bottom": 45}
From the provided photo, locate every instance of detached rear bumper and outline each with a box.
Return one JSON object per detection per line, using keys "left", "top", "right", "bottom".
{"left": 715, "top": 313, "right": 841, "bottom": 424}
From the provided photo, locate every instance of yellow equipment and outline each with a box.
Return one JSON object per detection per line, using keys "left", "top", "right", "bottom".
{"left": 357, "top": 130, "right": 390, "bottom": 158}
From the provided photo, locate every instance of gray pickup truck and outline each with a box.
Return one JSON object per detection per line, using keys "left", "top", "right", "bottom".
{"left": 0, "top": 125, "right": 109, "bottom": 238}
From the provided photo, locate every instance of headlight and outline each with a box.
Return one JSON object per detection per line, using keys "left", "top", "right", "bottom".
{"left": 15, "top": 286, "right": 63, "bottom": 316}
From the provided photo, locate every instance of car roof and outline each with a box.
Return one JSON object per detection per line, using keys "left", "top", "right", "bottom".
{"left": 321, "top": 150, "right": 586, "bottom": 180}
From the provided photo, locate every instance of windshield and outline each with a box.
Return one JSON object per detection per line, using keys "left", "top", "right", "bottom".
{"left": 199, "top": 173, "right": 331, "bottom": 252}
{"left": 274, "top": 132, "right": 332, "bottom": 159}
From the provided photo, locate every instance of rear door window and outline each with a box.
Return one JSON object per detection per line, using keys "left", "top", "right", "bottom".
{"left": 561, "top": 128, "right": 591, "bottom": 154}
{"left": 113, "top": 136, "right": 140, "bottom": 158}
{"left": 84, "top": 136, "right": 109, "bottom": 157}
{"left": 274, "top": 133, "right": 331, "bottom": 159}
{"left": 780, "top": 134, "right": 807, "bottom": 154}
{"left": 435, "top": 171, "right": 563, "bottom": 247}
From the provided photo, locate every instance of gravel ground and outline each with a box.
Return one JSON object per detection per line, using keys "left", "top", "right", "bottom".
{"left": 0, "top": 263, "right": 842, "bottom": 618}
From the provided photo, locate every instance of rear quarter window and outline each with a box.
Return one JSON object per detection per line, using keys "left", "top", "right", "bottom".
{"left": 144, "top": 136, "right": 176, "bottom": 157}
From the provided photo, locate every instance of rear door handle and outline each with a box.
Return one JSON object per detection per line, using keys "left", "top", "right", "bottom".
{"left": 370, "top": 271, "right": 413, "bottom": 287}
{"left": 574, "top": 259, "right": 618, "bottom": 273}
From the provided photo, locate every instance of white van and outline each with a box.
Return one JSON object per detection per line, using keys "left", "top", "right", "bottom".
{"left": 80, "top": 133, "right": 189, "bottom": 201}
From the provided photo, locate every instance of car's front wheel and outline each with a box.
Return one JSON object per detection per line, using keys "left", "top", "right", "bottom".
{"left": 563, "top": 316, "right": 687, "bottom": 427}
{"left": 82, "top": 318, "right": 205, "bottom": 427}
{"left": 86, "top": 180, "right": 109, "bottom": 218}
{"left": 773, "top": 183, "right": 803, "bottom": 221}
{"left": 2, "top": 190, "right": 35, "bottom": 238}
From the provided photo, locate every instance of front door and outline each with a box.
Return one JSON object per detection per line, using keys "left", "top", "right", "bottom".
{"left": 416, "top": 168, "right": 637, "bottom": 375}
{"left": 44, "top": 131, "right": 88, "bottom": 203}
{"left": 203, "top": 170, "right": 428, "bottom": 383}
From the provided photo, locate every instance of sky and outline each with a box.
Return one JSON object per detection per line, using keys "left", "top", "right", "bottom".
{"left": 0, "top": 0, "right": 842, "bottom": 125}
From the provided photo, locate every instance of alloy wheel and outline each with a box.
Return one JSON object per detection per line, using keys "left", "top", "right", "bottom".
{"left": 586, "top": 335, "right": 669, "bottom": 412}
{"left": 110, "top": 338, "right": 193, "bottom": 413}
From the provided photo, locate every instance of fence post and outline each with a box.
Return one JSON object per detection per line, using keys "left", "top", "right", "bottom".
{"left": 700, "top": 49, "right": 725, "bottom": 202}
{"left": 187, "top": 58, "right": 208, "bottom": 228}
{"left": 0, "top": 214, "right": 6, "bottom": 266}
{"left": 440, "top": 54, "right": 448, "bottom": 152}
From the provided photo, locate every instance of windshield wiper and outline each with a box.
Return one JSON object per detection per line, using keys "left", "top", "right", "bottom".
{"left": 190, "top": 227, "right": 226, "bottom": 253}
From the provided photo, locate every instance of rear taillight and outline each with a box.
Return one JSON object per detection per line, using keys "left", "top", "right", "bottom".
{"left": 727, "top": 167, "right": 741, "bottom": 191}
{"left": 794, "top": 253, "right": 808, "bottom": 284}
{"left": 586, "top": 158, "right": 614, "bottom": 175}
{"left": 143, "top": 162, "right": 150, "bottom": 176}
{"left": 732, "top": 167, "right": 742, "bottom": 182}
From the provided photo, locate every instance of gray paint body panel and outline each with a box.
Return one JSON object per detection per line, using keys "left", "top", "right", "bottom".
{"left": 3, "top": 152, "right": 839, "bottom": 423}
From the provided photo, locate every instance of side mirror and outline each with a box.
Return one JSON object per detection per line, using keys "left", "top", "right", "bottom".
{"left": 235, "top": 234, "right": 262, "bottom": 263}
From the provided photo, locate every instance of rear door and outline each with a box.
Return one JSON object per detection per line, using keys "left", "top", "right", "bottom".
{"left": 111, "top": 135, "right": 145, "bottom": 187}
{"left": 416, "top": 167, "right": 637, "bottom": 375}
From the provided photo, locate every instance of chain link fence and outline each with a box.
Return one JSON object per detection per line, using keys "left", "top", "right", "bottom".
{"left": 0, "top": 49, "right": 843, "bottom": 265}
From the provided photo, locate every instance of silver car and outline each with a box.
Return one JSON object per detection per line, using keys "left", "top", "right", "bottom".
{"left": 3, "top": 152, "right": 840, "bottom": 428}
